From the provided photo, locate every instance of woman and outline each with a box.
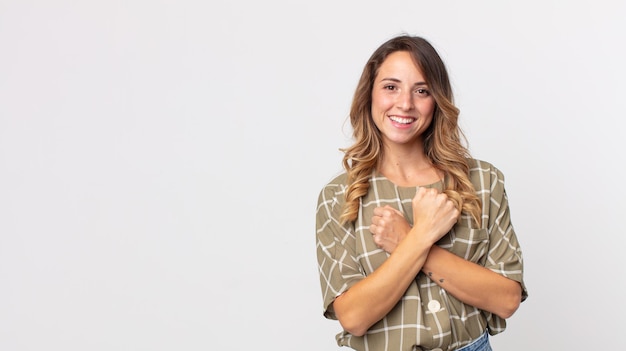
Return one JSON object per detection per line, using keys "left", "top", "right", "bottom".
{"left": 315, "top": 35, "right": 528, "bottom": 351}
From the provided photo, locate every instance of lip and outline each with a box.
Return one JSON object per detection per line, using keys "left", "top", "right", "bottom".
{"left": 388, "top": 115, "right": 416, "bottom": 124}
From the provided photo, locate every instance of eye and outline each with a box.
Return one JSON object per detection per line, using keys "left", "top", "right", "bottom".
{"left": 383, "top": 84, "right": 397, "bottom": 91}
{"left": 415, "top": 88, "right": 430, "bottom": 96}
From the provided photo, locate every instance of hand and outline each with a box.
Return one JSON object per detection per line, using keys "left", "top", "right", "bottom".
{"left": 411, "top": 187, "right": 460, "bottom": 245}
{"left": 369, "top": 206, "right": 411, "bottom": 253}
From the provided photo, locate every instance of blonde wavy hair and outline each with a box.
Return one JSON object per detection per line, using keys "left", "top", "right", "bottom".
{"left": 340, "top": 35, "right": 482, "bottom": 227}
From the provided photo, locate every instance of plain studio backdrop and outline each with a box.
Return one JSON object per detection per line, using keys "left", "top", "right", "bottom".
{"left": 1, "top": 1, "right": 624, "bottom": 350}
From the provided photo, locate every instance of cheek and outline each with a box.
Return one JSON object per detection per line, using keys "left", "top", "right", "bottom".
{"left": 372, "top": 94, "right": 393, "bottom": 114}
{"left": 420, "top": 99, "right": 436, "bottom": 116}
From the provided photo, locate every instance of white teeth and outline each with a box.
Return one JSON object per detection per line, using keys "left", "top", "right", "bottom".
{"left": 389, "top": 116, "right": 414, "bottom": 124}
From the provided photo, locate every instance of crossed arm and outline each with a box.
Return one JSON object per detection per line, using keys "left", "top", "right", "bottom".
{"left": 333, "top": 192, "right": 522, "bottom": 336}
{"left": 370, "top": 205, "right": 523, "bottom": 319}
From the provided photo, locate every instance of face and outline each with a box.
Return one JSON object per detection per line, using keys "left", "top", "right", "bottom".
{"left": 371, "top": 51, "right": 435, "bottom": 149}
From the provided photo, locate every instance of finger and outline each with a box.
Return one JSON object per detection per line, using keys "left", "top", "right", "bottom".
{"left": 373, "top": 206, "right": 385, "bottom": 216}
{"left": 414, "top": 187, "right": 437, "bottom": 202}
{"left": 382, "top": 206, "right": 400, "bottom": 218}
{"left": 371, "top": 216, "right": 380, "bottom": 226}
{"left": 382, "top": 205, "right": 396, "bottom": 212}
{"left": 372, "top": 233, "right": 380, "bottom": 246}
{"left": 390, "top": 207, "right": 404, "bottom": 216}
{"left": 369, "top": 223, "right": 378, "bottom": 234}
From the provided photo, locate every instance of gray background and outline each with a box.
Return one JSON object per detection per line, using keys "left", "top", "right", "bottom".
{"left": 1, "top": 1, "right": 625, "bottom": 350}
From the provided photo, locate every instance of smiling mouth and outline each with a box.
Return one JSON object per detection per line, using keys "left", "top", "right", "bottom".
{"left": 389, "top": 116, "right": 415, "bottom": 124}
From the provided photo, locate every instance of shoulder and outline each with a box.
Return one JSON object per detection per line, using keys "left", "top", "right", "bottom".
{"left": 466, "top": 158, "right": 505, "bottom": 178}
{"left": 317, "top": 172, "right": 348, "bottom": 206}
{"left": 466, "top": 158, "right": 506, "bottom": 191}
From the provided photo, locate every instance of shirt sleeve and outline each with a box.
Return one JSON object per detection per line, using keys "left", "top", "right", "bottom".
{"left": 315, "top": 179, "right": 364, "bottom": 320}
{"left": 482, "top": 164, "right": 529, "bottom": 302}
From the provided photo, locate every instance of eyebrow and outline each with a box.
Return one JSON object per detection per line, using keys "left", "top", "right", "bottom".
{"left": 379, "top": 77, "right": 428, "bottom": 86}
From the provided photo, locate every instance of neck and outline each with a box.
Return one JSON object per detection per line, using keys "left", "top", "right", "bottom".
{"left": 378, "top": 146, "right": 441, "bottom": 187}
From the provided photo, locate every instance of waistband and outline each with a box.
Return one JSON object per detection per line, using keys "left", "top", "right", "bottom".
{"left": 456, "top": 330, "right": 490, "bottom": 351}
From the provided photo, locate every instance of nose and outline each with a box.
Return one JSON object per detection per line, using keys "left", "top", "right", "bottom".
{"left": 397, "top": 90, "right": 414, "bottom": 110}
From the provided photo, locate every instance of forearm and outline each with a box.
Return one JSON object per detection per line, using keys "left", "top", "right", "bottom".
{"left": 333, "top": 232, "right": 431, "bottom": 336}
{"left": 422, "top": 245, "right": 522, "bottom": 319}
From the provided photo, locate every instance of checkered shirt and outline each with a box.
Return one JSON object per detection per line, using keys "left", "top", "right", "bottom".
{"left": 315, "top": 158, "right": 528, "bottom": 351}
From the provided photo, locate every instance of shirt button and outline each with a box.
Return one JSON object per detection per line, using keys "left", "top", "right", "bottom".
{"left": 427, "top": 300, "right": 441, "bottom": 313}
{"left": 431, "top": 348, "right": 443, "bottom": 351}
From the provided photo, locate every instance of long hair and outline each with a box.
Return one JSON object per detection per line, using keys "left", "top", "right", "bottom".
{"left": 340, "top": 35, "right": 482, "bottom": 227}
